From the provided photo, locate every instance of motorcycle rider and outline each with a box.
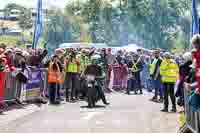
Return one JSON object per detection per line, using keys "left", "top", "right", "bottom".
{"left": 77, "top": 49, "right": 91, "bottom": 99}
{"left": 81, "top": 54, "right": 110, "bottom": 105}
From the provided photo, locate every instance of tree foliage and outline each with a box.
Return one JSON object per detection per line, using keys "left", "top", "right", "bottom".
{"left": 18, "top": 8, "right": 33, "bottom": 30}
{"left": 4, "top": 3, "right": 24, "bottom": 18}
{"left": 45, "top": 0, "right": 191, "bottom": 51}
{"left": 44, "top": 8, "right": 90, "bottom": 54}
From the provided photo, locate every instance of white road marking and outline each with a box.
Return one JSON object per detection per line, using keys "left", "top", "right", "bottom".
{"left": 81, "top": 112, "right": 103, "bottom": 120}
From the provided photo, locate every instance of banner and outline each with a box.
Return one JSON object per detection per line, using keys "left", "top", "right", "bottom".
{"left": 26, "top": 70, "right": 43, "bottom": 100}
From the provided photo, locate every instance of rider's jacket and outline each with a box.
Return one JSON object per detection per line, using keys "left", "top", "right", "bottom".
{"left": 84, "top": 64, "right": 103, "bottom": 77}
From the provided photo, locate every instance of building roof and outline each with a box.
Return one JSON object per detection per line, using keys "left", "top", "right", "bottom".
{"left": 0, "top": 20, "right": 18, "bottom": 28}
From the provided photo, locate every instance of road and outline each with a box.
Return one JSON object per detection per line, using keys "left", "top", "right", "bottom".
{"left": 0, "top": 92, "right": 179, "bottom": 133}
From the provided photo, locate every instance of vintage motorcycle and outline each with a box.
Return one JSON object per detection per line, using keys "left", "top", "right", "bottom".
{"left": 85, "top": 75, "right": 104, "bottom": 108}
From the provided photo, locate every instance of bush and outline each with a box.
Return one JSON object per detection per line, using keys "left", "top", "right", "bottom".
{"left": 0, "top": 35, "right": 20, "bottom": 45}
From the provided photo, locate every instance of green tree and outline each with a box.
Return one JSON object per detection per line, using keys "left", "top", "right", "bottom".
{"left": 45, "top": 8, "right": 88, "bottom": 53}
{"left": 18, "top": 8, "right": 33, "bottom": 45}
{"left": 4, "top": 3, "right": 23, "bottom": 19}
{"left": 18, "top": 8, "right": 33, "bottom": 30}
{"left": 44, "top": 0, "right": 191, "bottom": 50}
{"left": 128, "top": 0, "right": 191, "bottom": 50}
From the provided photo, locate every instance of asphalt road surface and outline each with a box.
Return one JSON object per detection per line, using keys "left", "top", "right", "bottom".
{"left": 0, "top": 92, "right": 179, "bottom": 133}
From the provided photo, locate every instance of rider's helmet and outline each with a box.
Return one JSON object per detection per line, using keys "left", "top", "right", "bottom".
{"left": 91, "top": 54, "right": 101, "bottom": 65}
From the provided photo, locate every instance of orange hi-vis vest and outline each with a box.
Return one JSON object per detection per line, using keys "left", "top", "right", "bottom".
{"left": 48, "top": 62, "right": 64, "bottom": 83}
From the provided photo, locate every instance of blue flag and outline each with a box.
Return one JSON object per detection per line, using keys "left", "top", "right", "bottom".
{"left": 192, "top": 0, "right": 199, "bottom": 35}
{"left": 32, "top": 0, "right": 43, "bottom": 49}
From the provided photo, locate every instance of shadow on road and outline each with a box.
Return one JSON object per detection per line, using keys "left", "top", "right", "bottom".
{"left": 80, "top": 105, "right": 106, "bottom": 109}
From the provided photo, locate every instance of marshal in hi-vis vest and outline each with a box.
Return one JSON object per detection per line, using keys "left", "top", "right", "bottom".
{"left": 150, "top": 59, "right": 158, "bottom": 75}
{"left": 48, "top": 62, "right": 64, "bottom": 83}
{"left": 132, "top": 63, "right": 139, "bottom": 72}
{"left": 131, "top": 58, "right": 141, "bottom": 72}
{"left": 66, "top": 57, "right": 80, "bottom": 73}
{"left": 160, "top": 59, "right": 179, "bottom": 83}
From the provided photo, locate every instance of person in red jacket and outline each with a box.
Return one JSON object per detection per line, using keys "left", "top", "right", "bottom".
{"left": 4, "top": 49, "right": 15, "bottom": 72}
{"left": 192, "top": 34, "right": 200, "bottom": 95}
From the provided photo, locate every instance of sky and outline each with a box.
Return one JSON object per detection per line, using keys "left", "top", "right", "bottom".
{"left": 0, "top": 0, "right": 72, "bottom": 9}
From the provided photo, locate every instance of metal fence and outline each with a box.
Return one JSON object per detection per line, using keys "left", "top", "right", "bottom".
{"left": 179, "top": 89, "right": 200, "bottom": 133}
{"left": 0, "top": 68, "right": 48, "bottom": 111}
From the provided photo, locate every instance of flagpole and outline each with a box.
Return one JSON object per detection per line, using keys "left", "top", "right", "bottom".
{"left": 32, "top": 0, "right": 43, "bottom": 50}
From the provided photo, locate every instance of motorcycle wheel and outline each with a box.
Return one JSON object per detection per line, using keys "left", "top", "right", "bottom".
{"left": 87, "top": 86, "right": 96, "bottom": 108}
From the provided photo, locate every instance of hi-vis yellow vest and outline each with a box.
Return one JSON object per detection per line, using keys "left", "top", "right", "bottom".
{"left": 67, "top": 59, "right": 78, "bottom": 73}
{"left": 150, "top": 59, "right": 158, "bottom": 75}
{"left": 132, "top": 62, "right": 139, "bottom": 72}
{"left": 79, "top": 55, "right": 91, "bottom": 72}
{"left": 132, "top": 58, "right": 141, "bottom": 72}
{"left": 160, "top": 59, "right": 179, "bottom": 83}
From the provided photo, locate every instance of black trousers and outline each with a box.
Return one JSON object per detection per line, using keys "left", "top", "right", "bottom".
{"left": 135, "top": 72, "right": 142, "bottom": 92}
{"left": 65, "top": 72, "right": 78, "bottom": 99}
{"left": 127, "top": 72, "right": 142, "bottom": 93}
{"left": 163, "top": 83, "right": 176, "bottom": 109}
{"left": 96, "top": 80, "right": 108, "bottom": 104}
{"left": 80, "top": 77, "right": 87, "bottom": 97}
{"left": 49, "top": 83, "right": 60, "bottom": 103}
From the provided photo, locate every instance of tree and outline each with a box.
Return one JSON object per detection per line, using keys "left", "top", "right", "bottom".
{"left": 18, "top": 8, "right": 33, "bottom": 31}
{"left": 44, "top": 0, "right": 191, "bottom": 50}
{"left": 45, "top": 8, "right": 89, "bottom": 54}
{"left": 4, "top": 3, "right": 23, "bottom": 19}
{"left": 128, "top": 0, "right": 191, "bottom": 50}
{"left": 18, "top": 8, "right": 33, "bottom": 45}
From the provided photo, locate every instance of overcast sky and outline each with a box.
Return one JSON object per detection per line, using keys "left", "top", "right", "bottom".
{"left": 0, "top": 0, "right": 72, "bottom": 9}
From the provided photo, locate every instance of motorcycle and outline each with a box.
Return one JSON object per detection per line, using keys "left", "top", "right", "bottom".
{"left": 85, "top": 75, "right": 102, "bottom": 108}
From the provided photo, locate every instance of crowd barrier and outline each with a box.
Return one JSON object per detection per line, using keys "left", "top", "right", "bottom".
{"left": 24, "top": 68, "right": 48, "bottom": 101}
{"left": 179, "top": 89, "right": 200, "bottom": 133}
{"left": 111, "top": 65, "right": 147, "bottom": 91}
{"left": 0, "top": 68, "right": 48, "bottom": 111}
{"left": 112, "top": 66, "right": 127, "bottom": 90}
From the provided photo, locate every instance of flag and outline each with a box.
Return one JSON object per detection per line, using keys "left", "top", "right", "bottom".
{"left": 192, "top": 0, "right": 199, "bottom": 35}
{"left": 32, "top": 0, "right": 43, "bottom": 49}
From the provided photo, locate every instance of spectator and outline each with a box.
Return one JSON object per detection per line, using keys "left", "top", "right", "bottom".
{"left": 64, "top": 49, "right": 80, "bottom": 102}
{"left": 4, "top": 49, "right": 15, "bottom": 72}
{"left": 191, "top": 35, "right": 200, "bottom": 95}
{"left": 149, "top": 49, "right": 164, "bottom": 102}
{"left": 160, "top": 52, "right": 179, "bottom": 112}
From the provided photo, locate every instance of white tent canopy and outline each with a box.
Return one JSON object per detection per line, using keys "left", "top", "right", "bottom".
{"left": 92, "top": 43, "right": 108, "bottom": 48}
{"left": 59, "top": 43, "right": 91, "bottom": 48}
{"left": 59, "top": 43, "right": 146, "bottom": 53}
{"left": 59, "top": 43, "right": 108, "bottom": 49}
{"left": 121, "top": 44, "right": 142, "bottom": 52}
